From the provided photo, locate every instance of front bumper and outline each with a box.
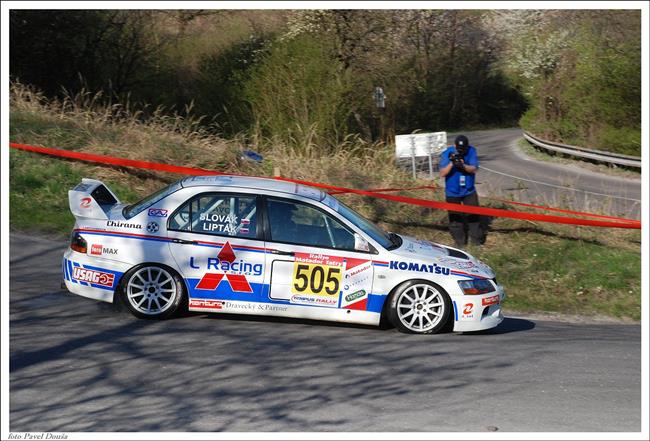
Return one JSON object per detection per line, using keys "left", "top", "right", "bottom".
{"left": 452, "top": 284, "right": 506, "bottom": 332}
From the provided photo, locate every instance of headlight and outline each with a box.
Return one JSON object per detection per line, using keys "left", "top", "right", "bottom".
{"left": 458, "top": 279, "right": 495, "bottom": 295}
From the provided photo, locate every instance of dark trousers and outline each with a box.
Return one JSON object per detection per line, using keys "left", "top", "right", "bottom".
{"left": 446, "top": 192, "right": 482, "bottom": 247}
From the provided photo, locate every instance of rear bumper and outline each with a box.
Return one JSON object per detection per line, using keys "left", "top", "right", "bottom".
{"left": 62, "top": 249, "right": 128, "bottom": 304}
{"left": 452, "top": 284, "right": 506, "bottom": 332}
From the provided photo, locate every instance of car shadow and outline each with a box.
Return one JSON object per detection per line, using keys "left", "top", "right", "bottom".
{"left": 183, "top": 310, "right": 534, "bottom": 335}
{"left": 189, "top": 310, "right": 381, "bottom": 331}
{"left": 461, "top": 317, "right": 536, "bottom": 335}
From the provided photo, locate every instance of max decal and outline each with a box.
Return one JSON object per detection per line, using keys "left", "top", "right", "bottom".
{"left": 90, "top": 244, "right": 118, "bottom": 256}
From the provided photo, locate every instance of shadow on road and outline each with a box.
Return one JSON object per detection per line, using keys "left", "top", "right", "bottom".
{"left": 463, "top": 317, "right": 536, "bottom": 335}
{"left": 13, "top": 288, "right": 523, "bottom": 431}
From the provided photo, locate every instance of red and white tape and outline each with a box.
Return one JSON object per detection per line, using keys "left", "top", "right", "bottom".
{"left": 328, "top": 184, "right": 635, "bottom": 222}
{"left": 9, "top": 142, "right": 641, "bottom": 229}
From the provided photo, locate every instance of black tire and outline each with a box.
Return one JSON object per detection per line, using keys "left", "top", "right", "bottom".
{"left": 121, "top": 264, "right": 185, "bottom": 319}
{"left": 387, "top": 279, "right": 452, "bottom": 334}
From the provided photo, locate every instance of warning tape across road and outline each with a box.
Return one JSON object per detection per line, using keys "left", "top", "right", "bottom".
{"left": 9, "top": 142, "right": 641, "bottom": 229}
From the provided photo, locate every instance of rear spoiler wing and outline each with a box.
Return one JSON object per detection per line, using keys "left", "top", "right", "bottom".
{"left": 69, "top": 179, "right": 121, "bottom": 220}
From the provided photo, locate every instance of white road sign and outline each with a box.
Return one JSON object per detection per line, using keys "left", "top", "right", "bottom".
{"left": 395, "top": 132, "right": 447, "bottom": 158}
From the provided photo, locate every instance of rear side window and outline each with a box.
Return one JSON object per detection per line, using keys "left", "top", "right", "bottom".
{"left": 123, "top": 180, "right": 183, "bottom": 219}
{"left": 169, "top": 193, "right": 257, "bottom": 239}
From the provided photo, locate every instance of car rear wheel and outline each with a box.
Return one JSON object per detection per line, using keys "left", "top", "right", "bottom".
{"left": 122, "top": 264, "right": 184, "bottom": 319}
{"left": 388, "top": 280, "right": 451, "bottom": 334}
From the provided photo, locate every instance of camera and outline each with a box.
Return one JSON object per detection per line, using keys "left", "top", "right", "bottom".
{"left": 449, "top": 151, "right": 465, "bottom": 168}
{"left": 449, "top": 152, "right": 463, "bottom": 162}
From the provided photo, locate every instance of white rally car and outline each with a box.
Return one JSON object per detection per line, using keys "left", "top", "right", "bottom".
{"left": 63, "top": 176, "right": 505, "bottom": 334}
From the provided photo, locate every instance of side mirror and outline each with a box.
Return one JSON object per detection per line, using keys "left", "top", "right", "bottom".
{"left": 354, "top": 233, "right": 370, "bottom": 252}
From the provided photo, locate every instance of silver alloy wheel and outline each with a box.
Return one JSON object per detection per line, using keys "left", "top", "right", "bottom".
{"left": 126, "top": 267, "right": 177, "bottom": 315}
{"left": 396, "top": 283, "right": 445, "bottom": 333}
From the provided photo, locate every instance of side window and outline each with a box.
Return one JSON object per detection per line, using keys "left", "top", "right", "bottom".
{"left": 169, "top": 202, "right": 191, "bottom": 231}
{"left": 266, "top": 198, "right": 355, "bottom": 250}
{"left": 169, "top": 194, "right": 257, "bottom": 239}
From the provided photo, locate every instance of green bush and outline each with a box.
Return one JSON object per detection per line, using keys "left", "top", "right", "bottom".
{"left": 244, "top": 35, "right": 352, "bottom": 152}
{"left": 519, "top": 12, "right": 640, "bottom": 156}
{"left": 192, "top": 36, "right": 268, "bottom": 134}
{"left": 597, "top": 126, "right": 641, "bottom": 156}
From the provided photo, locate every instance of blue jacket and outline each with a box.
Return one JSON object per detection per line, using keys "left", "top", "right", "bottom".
{"left": 439, "top": 145, "right": 479, "bottom": 197}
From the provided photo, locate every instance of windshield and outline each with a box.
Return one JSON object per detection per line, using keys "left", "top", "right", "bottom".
{"left": 123, "top": 180, "right": 183, "bottom": 219}
{"left": 329, "top": 196, "right": 400, "bottom": 250}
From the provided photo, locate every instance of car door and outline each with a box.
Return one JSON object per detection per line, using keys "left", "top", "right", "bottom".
{"left": 263, "top": 196, "right": 374, "bottom": 311}
{"left": 167, "top": 192, "right": 267, "bottom": 311}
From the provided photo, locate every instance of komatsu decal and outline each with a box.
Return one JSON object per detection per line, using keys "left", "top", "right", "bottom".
{"left": 389, "top": 260, "right": 450, "bottom": 275}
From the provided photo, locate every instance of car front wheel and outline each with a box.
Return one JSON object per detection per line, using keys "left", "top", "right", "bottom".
{"left": 121, "top": 264, "right": 184, "bottom": 319}
{"left": 388, "top": 280, "right": 451, "bottom": 334}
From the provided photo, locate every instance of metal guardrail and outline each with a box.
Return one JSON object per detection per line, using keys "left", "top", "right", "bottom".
{"left": 522, "top": 131, "right": 641, "bottom": 168}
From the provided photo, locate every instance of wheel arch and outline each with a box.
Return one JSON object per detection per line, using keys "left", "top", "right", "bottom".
{"left": 114, "top": 261, "right": 189, "bottom": 306}
{"left": 381, "top": 278, "right": 454, "bottom": 333}
{"left": 380, "top": 278, "right": 448, "bottom": 326}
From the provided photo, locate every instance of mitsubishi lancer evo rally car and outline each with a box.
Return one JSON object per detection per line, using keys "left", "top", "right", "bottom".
{"left": 63, "top": 176, "right": 505, "bottom": 334}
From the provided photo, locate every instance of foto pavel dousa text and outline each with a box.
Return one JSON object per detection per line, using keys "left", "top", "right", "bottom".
{"left": 8, "top": 433, "right": 68, "bottom": 440}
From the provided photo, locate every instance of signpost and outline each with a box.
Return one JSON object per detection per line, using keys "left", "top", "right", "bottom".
{"left": 374, "top": 87, "right": 385, "bottom": 109}
{"left": 395, "top": 132, "right": 447, "bottom": 179}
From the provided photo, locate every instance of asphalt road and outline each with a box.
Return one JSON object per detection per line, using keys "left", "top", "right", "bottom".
{"left": 460, "top": 128, "right": 642, "bottom": 219}
{"left": 9, "top": 233, "right": 641, "bottom": 432}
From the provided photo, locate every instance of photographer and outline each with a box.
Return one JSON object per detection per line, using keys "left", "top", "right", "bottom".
{"left": 439, "top": 135, "right": 482, "bottom": 247}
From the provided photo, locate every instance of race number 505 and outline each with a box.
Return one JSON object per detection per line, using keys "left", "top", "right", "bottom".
{"left": 292, "top": 263, "right": 341, "bottom": 296}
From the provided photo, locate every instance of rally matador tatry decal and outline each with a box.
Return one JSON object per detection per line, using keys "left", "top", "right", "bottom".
{"left": 281, "top": 252, "right": 374, "bottom": 310}
{"left": 290, "top": 253, "right": 344, "bottom": 307}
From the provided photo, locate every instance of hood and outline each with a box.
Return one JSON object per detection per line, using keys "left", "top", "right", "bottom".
{"left": 391, "top": 235, "right": 495, "bottom": 279}
{"left": 392, "top": 235, "right": 450, "bottom": 260}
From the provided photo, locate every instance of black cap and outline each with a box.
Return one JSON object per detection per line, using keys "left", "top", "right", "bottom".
{"left": 455, "top": 135, "right": 469, "bottom": 148}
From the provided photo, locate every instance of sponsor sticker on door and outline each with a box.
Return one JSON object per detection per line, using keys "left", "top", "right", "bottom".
{"left": 290, "top": 253, "right": 343, "bottom": 307}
